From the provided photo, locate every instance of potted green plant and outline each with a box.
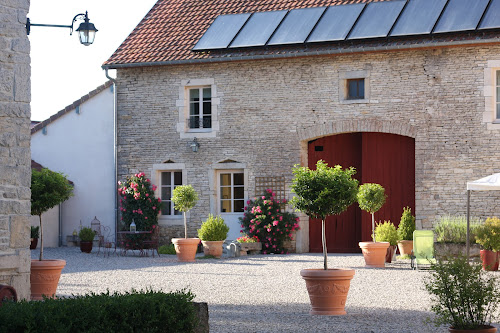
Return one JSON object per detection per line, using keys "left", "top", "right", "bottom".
{"left": 475, "top": 217, "right": 500, "bottom": 271}
{"left": 30, "top": 167, "right": 73, "bottom": 300}
{"left": 424, "top": 256, "right": 499, "bottom": 332}
{"left": 357, "top": 183, "right": 389, "bottom": 268}
{"left": 171, "top": 185, "right": 199, "bottom": 262}
{"left": 397, "top": 206, "right": 415, "bottom": 257}
{"left": 291, "top": 160, "right": 359, "bottom": 315}
{"left": 78, "top": 227, "right": 96, "bottom": 253}
{"left": 30, "top": 226, "right": 39, "bottom": 250}
{"left": 374, "top": 221, "right": 398, "bottom": 263}
{"left": 197, "top": 214, "right": 229, "bottom": 258}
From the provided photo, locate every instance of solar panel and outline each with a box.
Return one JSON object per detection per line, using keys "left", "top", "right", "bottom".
{"left": 230, "top": 11, "right": 287, "bottom": 48}
{"left": 390, "top": 0, "right": 447, "bottom": 36}
{"left": 193, "top": 13, "right": 250, "bottom": 50}
{"left": 348, "top": 0, "right": 406, "bottom": 40}
{"left": 433, "top": 0, "right": 489, "bottom": 33}
{"left": 307, "top": 4, "right": 365, "bottom": 42}
{"left": 267, "top": 7, "right": 326, "bottom": 45}
{"left": 478, "top": 0, "right": 500, "bottom": 30}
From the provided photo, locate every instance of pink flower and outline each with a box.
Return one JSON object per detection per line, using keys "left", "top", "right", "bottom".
{"left": 152, "top": 185, "right": 157, "bottom": 191}
{"left": 146, "top": 178, "right": 150, "bottom": 182}
{"left": 145, "top": 217, "right": 148, "bottom": 219}
{"left": 145, "top": 194, "right": 149, "bottom": 197}
{"left": 158, "top": 198, "right": 161, "bottom": 202}
{"left": 267, "top": 228, "right": 271, "bottom": 232}
{"left": 247, "top": 200, "right": 251, "bottom": 204}
{"left": 262, "top": 196, "right": 265, "bottom": 199}
{"left": 153, "top": 206, "right": 156, "bottom": 210}
{"left": 272, "top": 221, "right": 278, "bottom": 226}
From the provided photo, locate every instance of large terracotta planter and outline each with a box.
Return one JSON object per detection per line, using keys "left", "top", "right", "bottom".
{"left": 385, "top": 245, "right": 397, "bottom": 263}
{"left": 359, "top": 242, "right": 390, "bottom": 268}
{"left": 397, "top": 240, "right": 413, "bottom": 256}
{"left": 480, "top": 250, "right": 499, "bottom": 271}
{"left": 202, "top": 240, "right": 224, "bottom": 258}
{"left": 30, "top": 259, "right": 66, "bottom": 300}
{"left": 172, "top": 238, "right": 200, "bottom": 262}
{"left": 300, "top": 268, "right": 355, "bottom": 315}
{"left": 448, "top": 325, "right": 497, "bottom": 333}
{"left": 80, "top": 241, "right": 93, "bottom": 253}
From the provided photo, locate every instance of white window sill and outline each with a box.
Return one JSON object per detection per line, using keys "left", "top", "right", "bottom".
{"left": 340, "top": 99, "right": 369, "bottom": 104}
{"left": 159, "top": 216, "right": 184, "bottom": 226}
{"left": 187, "top": 129, "right": 212, "bottom": 133}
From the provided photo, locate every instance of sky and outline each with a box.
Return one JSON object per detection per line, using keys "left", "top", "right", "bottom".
{"left": 29, "top": 1, "right": 158, "bottom": 121}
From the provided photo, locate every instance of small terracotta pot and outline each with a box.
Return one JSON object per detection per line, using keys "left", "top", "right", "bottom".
{"left": 30, "top": 238, "right": 38, "bottom": 250}
{"left": 80, "top": 241, "right": 93, "bottom": 253}
{"left": 448, "top": 325, "right": 497, "bottom": 333}
{"left": 172, "top": 238, "right": 200, "bottom": 262}
{"left": 385, "top": 245, "right": 397, "bottom": 263}
{"left": 480, "top": 250, "right": 499, "bottom": 271}
{"left": 201, "top": 240, "right": 224, "bottom": 258}
{"left": 30, "top": 259, "right": 66, "bottom": 300}
{"left": 359, "top": 242, "right": 390, "bottom": 268}
{"left": 300, "top": 268, "right": 355, "bottom": 315}
{"left": 397, "top": 240, "right": 413, "bottom": 256}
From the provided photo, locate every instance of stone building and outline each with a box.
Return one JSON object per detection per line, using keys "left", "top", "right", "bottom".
{"left": 103, "top": 0, "right": 500, "bottom": 253}
{"left": 0, "top": 0, "right": 31, "bottom": 299}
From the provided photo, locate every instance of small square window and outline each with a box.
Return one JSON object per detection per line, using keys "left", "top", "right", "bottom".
{"left": 188, "top": 87, "right": 212, "bottom": 129}
{"left": 347, "top": 78, "right": 365, "bottom": 100}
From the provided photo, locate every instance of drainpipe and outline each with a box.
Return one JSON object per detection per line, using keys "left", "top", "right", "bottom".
{"left": 104, "top": 67, "right": 118, "bottom": 242}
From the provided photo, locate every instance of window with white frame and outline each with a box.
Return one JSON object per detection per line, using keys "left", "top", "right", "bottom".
{"left": 219, "top": 172, "right": 244, "bottom": 213}
{"left": 496, "top": 70, "right": 500, "bottom": 120}
{"left": 160, "top": 171, "right": 182, "bottom": 216}
{"left": 189, "top": 87, "right": 212, "bottom": 129}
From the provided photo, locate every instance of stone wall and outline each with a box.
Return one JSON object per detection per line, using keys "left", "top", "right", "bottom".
{"left": 115, "top": 44, "right": 500, "bottom": 252}
{"left": 0, "top": 0, "right": 31, "bottom": 299}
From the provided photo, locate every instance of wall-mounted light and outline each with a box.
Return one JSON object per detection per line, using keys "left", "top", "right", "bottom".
{"left": 189, "top": 137, "right": 200, "bottom": 152}
{"left": 26, "top": 11, "right": 98, "bottom": 46}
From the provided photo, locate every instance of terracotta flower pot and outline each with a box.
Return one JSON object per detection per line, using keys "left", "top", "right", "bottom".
{"left": 397, "top": 240, "right": 413, "bottom": 256}
{"left": 480, "top": 250, "right": 499, "bottom": 271}
{"left": 172, "top": 238, "right": 200, "bottom": 262}
{"left": 448, "top": 325, "right": 497, "bottom": 333}
{"left": 30, "top": 259, "right": 66, "bottom": 300}
{"left": 30, "top": 238, "right": 38, "bottom": 250}
{"left": 385, "top": 245, "right": 397, "bottom": 263}
{"left": 201, "top": 240, "right": 224, "bottom": 258}
{"left": 80, "top": 241, "right": 93, "bottom": 253}
{"left": 359, "top": 242, "right": 390, "bottom": 268}
{"left": 300, "top": 268, "right": 355, "bottom": 315}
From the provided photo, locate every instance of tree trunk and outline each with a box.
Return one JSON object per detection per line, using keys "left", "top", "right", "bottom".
{"left": 39, "top": 214, "right": 43, "bottom": 261}
{"left": 184, "top": 212, "right": 187, "bottom": 239}
{"left": 322, "top": 219, "right": 327, "bottom": 270}
{"left": 371, "top": 213, "right": 376, "bottom": 242}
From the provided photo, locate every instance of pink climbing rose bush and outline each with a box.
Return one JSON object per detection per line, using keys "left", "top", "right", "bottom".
{"left": 239, "top": 189, "right": 300, "bottom": 254}
{"left": 118, "top": 172, "right": 162, "bottom": 231}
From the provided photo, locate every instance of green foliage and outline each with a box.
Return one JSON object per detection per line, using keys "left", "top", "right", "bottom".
{"left": 30, "top": 226, "right": 39, "bottom": 239}
{"left": 397, "top": 207, "right": 416, "bottom": 241}
{"left": 197, "top": 214, "right": 229, "bottom": 241}
{"left": 434, "top": 215, "right": 482, "bottom": 244}
{"left": 374, "top": 221, "right": 398, "bottom": 246}
{"left": 118, "top": 172, "right": 161, "bottom": 231}
{"left": 78, "top": 227, "right": 96, "bottom": 242}
{"left": 290, "top": 161, "right": 359, "bottom": 220}
{"left": 424, "top": 256, "right": 500, "bottom": 330}
{"left": 171, "top": 185, "right": 198, "bottom": 213}
{"left": 0, "top": 289, "right": 198, "bottom": 333}
{"left": 158, "top": 244, "right": 176, "bottom": 255}
{"left": 31, "top": 168, "right": 74, "bottom": 217}
{"left": 475, "top": 217, "right": 500, "bottom": 251}
{"left": 357, "top": 183, "right": 386, "bottom": 214}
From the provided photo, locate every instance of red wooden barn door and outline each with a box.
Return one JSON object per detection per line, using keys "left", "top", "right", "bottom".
{"left": 308, "top": 132, "right": 415, "bottom": 253}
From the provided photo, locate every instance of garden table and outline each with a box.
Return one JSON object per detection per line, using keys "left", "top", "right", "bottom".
{"left": 116, "top": 231, "right": 152, "bottom": 256}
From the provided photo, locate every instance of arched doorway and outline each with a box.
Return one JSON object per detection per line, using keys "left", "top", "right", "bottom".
{"left": 308, "top": 132, "right": 415, "bottom": 253}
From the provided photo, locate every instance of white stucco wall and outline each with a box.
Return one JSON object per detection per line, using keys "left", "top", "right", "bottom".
{"left": 30, "top": 206, "right": 58, "bottom": 248}
{"left": 31, "top": 84, "right": 115, "bottom": 245}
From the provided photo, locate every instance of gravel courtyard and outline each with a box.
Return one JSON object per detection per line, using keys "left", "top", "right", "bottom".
{"left": 31, "top": 247, "right": 498, "bottom": 333}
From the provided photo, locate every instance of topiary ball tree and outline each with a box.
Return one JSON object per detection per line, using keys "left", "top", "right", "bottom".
{"left": 31, "top": 168, "right": 74, "bottom": 260}
{"left": 171, "top": 185, "right": 198, "bottom": 238}
{"left": 291, "top": 160, "right": 359, "bottom": 270}
{"left": 357, "top": 183, "right": 386, "bottom": 243}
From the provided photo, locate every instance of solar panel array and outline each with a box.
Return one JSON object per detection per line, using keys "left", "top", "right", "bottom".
{"left": 193, "top": 0, "right": 500, "bottom": 51}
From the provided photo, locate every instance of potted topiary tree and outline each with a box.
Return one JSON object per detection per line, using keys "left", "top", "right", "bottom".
{"left": 78, "top": 227, "right": 96, "bottom": 253}
{"left": 374, "top": 221, "right": 398, "bottom": 263}
{"left": 291, "top": 160, "right": 359, "bottom": 315}
{"left": 357, "top": 183, "right": 389, "bottom": 268}
{"left": 475, "top": 217, "right": 500, "bottom": 271}
{"left": 424, "top": 256, "right": 500, "bottom": 332}
{"left": 31, "top": 167, "right": 73, "bottom": 300}
{"left": 397, "top": 206, "right": 415, "bottom": 257}
{"left": 30, "top": 226, "right": 39, "bottom": 250}
{"left": 171, "top": 185, "right": 199, "bottom": 262}
{"left": 197, "top": 214, "right": 229, "bottom": 258}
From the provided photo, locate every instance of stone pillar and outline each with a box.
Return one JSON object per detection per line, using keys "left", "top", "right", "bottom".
{"left": 0, "top": 0, "right": 31, "bottom": 300}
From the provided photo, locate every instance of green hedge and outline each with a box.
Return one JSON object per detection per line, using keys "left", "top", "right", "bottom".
{"left": 0, "top": 289, "right": 197, "bottom": 333}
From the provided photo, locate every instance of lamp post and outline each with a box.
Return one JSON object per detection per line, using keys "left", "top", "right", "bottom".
{"left": 26, "top": 11, "right": 98, "bottom": 46}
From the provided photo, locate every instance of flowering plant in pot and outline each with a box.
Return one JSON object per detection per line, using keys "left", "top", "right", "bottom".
{"left": 357, "top": 183, "right": 389, "bottom": 268}
{"left": 374, "top": 221, "right": 398, "bottom": 263}
{"left": 397, "top": 206, "right": 415, "bottom": 257}
{"left": 31, "top": 167, "right": 73, "bottom": 300}
{"left": 78, "top": 227, "right": 96, "bottom": 253}
{"left": 475, "top": 217, "right": 500, "bottom": 271}
{"left": 424, "top": 255, "right": 500, "bottom": 332}
{"left": 197, "top": 214, "right": 229, "bottom": 258}
{"left": 291, "top": 160, "right": 359, "bottom": 315}
{"left": 171, "top": 185, "right": 199, "bottom": 262}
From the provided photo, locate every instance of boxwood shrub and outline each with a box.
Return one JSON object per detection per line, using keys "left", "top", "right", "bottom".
{"left": 0, "top": 289, "right": 197, "bottom": 333}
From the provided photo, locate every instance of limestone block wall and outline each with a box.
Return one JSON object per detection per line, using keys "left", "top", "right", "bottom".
{"left": 115, "top": 44, "right": 500, "bottom": 252}
{"left": 0, "top": 0, "right": 31, "bottom": 299}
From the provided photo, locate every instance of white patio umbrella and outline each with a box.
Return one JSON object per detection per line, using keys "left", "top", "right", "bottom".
{"left": 466, "top": 173, "right": 500, "bottom": 260}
